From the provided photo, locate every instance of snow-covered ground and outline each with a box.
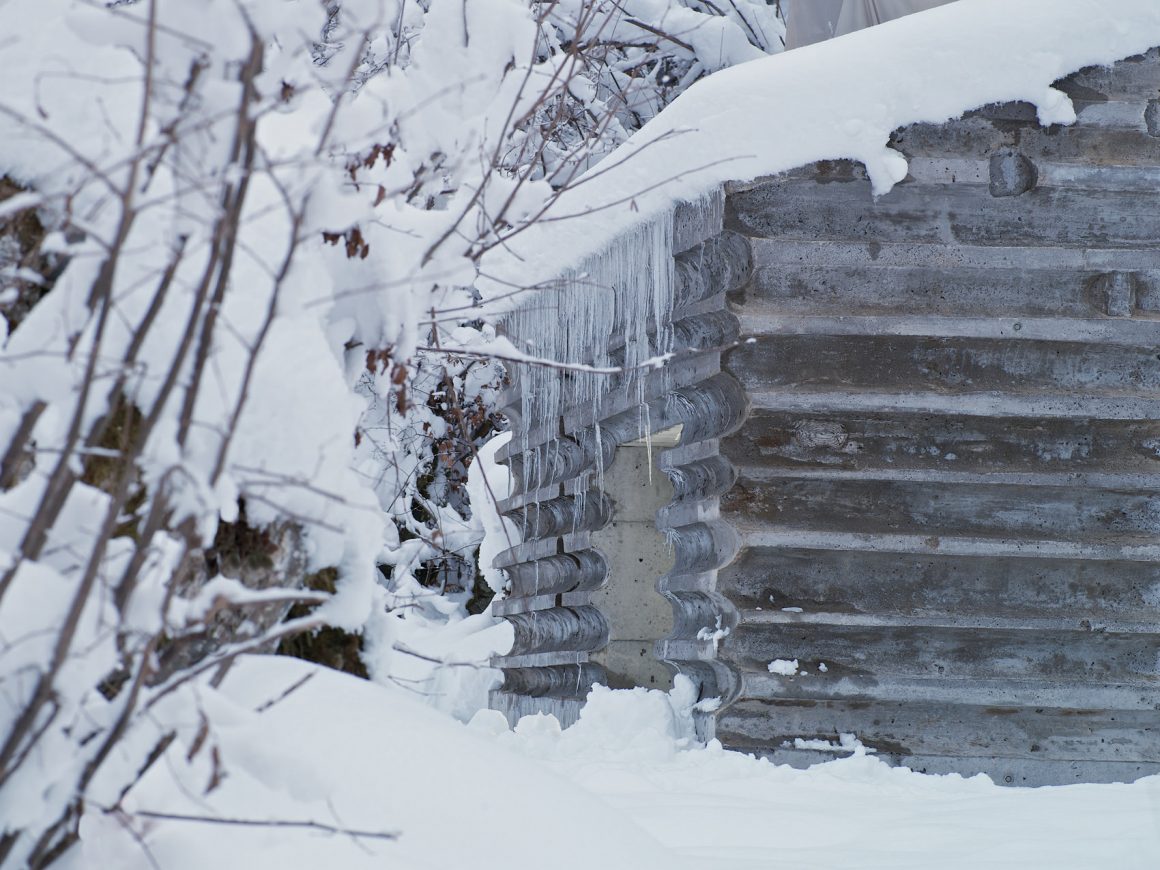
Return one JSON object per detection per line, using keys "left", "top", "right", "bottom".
{"left": 71, "top": 656, "right": 1160, "bottom": 870}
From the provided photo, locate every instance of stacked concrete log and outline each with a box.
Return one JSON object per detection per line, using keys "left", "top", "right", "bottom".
{"left": 490, "top": 198, "right": 752, "bottom": 732}
{"left": 494, "top": 47, "right": 1160, "bottom": 784}
{"left": 717, "top": 48, "right": 1160, "bottom": 785}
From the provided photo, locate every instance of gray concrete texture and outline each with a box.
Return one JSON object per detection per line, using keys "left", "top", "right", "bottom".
{"left": 717, "top": 46, "right": 1160, "bottom": 784}
{"left": 590, "top": 447, "right": 676, "bottom": 690}
{"left": 493, "top": 47, "right": 1160, "bottom": 783}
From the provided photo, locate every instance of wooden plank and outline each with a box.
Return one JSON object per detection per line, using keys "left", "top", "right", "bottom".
{"left": 733, "top": 313, "right": 1160, "bottom": 346}
{"left": 903, "top": 157, "right": 1160, "bottom": 190}
{"left": 1058, "top": 49, "right": 1160, "bottom": 102}
{"left": 716, "top": 698, "right": 1160, "bottom": 766}
{"left": 739, "top": 672, "right": 1160, "bottom": 712}
{"left": 730, "top": 747, "right": 1160, "bottom": 787}
{"left": 751, "top": 239, "right": 1160, "bottom": 271}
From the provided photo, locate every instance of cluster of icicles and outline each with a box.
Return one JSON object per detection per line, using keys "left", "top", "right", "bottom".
{"left": 501, "top": 193, "right": 722, "bottom": 543}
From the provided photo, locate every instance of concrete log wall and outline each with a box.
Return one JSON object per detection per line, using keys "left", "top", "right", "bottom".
{"left": 494, "top": 47, "right": 1160, "bottom": 785}
{"left": 490, "top": 197, "right": 752, "bottom": 731}
{"left": 716, "top": 47, "right": 1160, "bottom": 785}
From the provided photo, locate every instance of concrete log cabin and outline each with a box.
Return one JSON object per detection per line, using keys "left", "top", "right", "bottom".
{"left": 487, "top": 26, "right": 1160, "bottom": 786}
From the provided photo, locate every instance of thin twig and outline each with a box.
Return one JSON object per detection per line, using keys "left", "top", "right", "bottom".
{"left": 127, "top": 810, "right": 398, "bottom": 841}
{"left": 253, "top": 672, "right": 316, "bottom": 713}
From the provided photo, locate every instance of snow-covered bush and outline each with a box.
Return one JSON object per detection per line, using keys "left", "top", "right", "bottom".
{"left": 0, "top": 0, "right": 781, "bottom": 864}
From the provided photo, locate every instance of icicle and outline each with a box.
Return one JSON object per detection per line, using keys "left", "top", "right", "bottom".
{"left": 522, "top": 409, "right": 532, "bottom": 490}
{"left": 639, "top": 381, "right": 654, "bottom": 484}
{"left": 549, "top": 436, "right": 562, "bottom": 486}
{"left": 593, "top": 420, "right": 604, "bottom": 494}
{"left": 505, "top": 206, "right": 676, "bottom": 429}
{"left": 574, "top": 478, "right": 586, "bottom": 533}
{"left": 500, "top": 198, "right": 722, "bottom": 552}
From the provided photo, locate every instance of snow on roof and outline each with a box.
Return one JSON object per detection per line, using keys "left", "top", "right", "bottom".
{"left": 479, "top": 0, "right": 1160, "bottom": 309}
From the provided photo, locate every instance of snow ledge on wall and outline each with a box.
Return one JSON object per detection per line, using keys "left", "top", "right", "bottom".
{"left": 479, "top": 0, "right": 1160, "bottom": 306}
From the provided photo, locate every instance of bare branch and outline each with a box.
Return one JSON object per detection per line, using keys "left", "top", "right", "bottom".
{"left": 127, "top": 810, "right": 398, "bottom": 841}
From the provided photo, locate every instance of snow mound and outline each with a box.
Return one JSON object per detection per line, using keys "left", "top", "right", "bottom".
{"left": 76, "top": 656, "right": 1160, "bottom": 870}
{"left": 75, "top": 656, "right": 680, "bottom": 870}
{"left": 480, "top": 0, "right": 1160, "bottom": 303}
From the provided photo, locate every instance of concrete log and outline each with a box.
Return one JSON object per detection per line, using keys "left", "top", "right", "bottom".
{"left": 718, "top": 547, "right": 1160, "bottom": 623}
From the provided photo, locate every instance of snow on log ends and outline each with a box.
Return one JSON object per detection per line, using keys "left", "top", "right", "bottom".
{"left": 479, "top": 0, "right": 1160, "bottom": 306}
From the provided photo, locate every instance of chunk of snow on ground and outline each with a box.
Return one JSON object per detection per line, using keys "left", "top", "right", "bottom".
{"left": 794, "top": 732, "right": 875, "bottom": 754}
{"left": 768, "top": 658, "right": 800, "bottom": 676}
{"left": 696, "top": 618, "right": 730, "bottom": 651}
